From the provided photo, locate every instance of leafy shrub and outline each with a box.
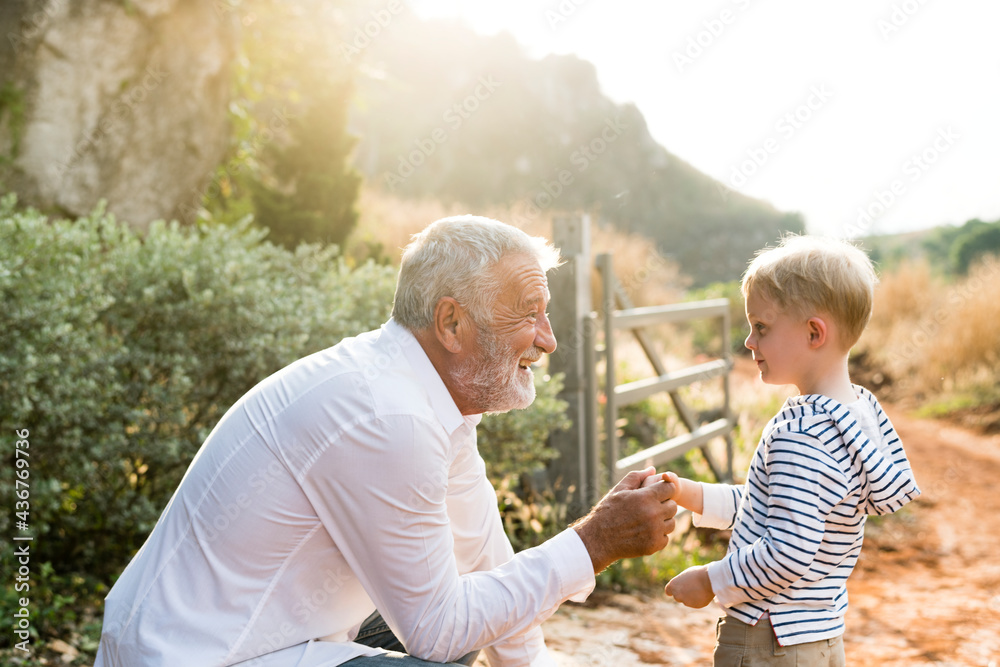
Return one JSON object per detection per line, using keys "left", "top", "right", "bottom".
{"left": 0, "top": 195, "right": 398, "bottom": 584}
{"left": 477, "top": 370, "right": 570, "bottom": 483}
{"left": 494, "top": 474, "right": 571, "bottom": 553}
{"left": 478, "top": 370, "right": 572, "bottom": 552}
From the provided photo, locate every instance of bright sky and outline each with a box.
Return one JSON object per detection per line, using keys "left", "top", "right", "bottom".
{"left": 409, "top": 0, "right": 1000, "bottom": 238}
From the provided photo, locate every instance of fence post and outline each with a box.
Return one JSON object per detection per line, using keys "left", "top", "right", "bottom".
{"left": 722, "top": 299, "right": 735, "bottom": 482}
{"left": 548, "top": 214, "right": 592, "bottom": 519}
{"left": 595, "top": 252, "right": 617, "bottom": 491}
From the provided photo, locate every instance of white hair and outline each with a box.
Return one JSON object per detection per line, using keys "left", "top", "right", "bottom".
{"left": 391, "top": 215, "right": 562, "bottom": 331}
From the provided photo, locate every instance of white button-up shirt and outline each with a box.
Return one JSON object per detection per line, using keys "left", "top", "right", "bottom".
{"left": 95, "top": 320, "right": 595, "bottom": 666}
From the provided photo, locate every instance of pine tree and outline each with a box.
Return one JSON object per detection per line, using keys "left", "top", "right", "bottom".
{"left": 252, "top": 76, "right": 362, "bottom": 249}
{"left": 201, "top": 0, "right": 364, "bottom": 250}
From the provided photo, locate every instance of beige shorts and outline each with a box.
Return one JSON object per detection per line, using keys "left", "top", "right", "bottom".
{"left": 713, "top": 615, "right": 846, "bottom": 667}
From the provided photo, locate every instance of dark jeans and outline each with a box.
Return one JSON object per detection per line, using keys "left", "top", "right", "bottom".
{"left": 345, "top": 611, "right": 480, "bottom": 666}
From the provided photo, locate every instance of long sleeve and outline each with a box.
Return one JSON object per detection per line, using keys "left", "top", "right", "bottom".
{"left": 698, "top": 391, "right": 919, "bottom": 646}
{"left": 93, "top": 321, "right": 596, "bottom": 667}
{"left": 445, "top": 438, "right": 578, "bottom": 666}
{"left": 706, "top": 431, "right": 849, "bottom": 608}
{"left": 300, "top": 414, "right": 594, "bottom": 665}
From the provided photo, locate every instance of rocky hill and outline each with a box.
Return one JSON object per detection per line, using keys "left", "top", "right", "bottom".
{"left": 350, "top": 17, "right": 804, "bottom": 284}
{"left": 0, "top": 3, "right": 804, "bottom": 284}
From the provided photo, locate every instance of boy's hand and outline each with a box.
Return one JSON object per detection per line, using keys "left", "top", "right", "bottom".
{"left": 641, "top": 471, "right": 704, "bottom": 514}
{"left": 665, "top": 565, "right": 714, "bottom": 608}
{"left": 640, "top": 471, "right": 667, "bottom": 487}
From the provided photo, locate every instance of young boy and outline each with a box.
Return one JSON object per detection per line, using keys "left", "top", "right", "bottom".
{"left": 660, "top": 235, "right": 920, "bottom": 665}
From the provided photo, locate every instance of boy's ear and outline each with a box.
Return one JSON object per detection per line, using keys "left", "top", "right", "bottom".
{"left": 433, "top": 297, "right": 467, "bottom": 354}
{"left": 806, "top": 316, "right": 828, "bottom": 348}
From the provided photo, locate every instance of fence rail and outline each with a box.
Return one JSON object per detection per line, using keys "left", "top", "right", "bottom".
{"left": 614, "top": 358, "right": 729, "bottom": 406}
{"left": 598, "top": 252, "right": 735, "bottom": 489}
{"left": 612, "top": 299, "right": 730, "bottom": 328}
{"left": 614, "top": 418, "right": 732, "bottom": 476}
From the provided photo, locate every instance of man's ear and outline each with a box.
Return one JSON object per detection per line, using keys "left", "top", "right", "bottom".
{"left": 433, "top": 297, "right": 466, "bottom": 354}
{"left": 806, "top": 316, "right": 828, "bottom": 349}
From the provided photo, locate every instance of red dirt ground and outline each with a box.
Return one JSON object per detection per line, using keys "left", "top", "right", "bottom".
{"left": 536, "top": 407, "right": 1000, "bottom": 666}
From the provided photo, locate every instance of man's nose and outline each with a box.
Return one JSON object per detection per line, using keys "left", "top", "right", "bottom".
{"left": 536, "top": 312, "right": 557, "bottom": 354}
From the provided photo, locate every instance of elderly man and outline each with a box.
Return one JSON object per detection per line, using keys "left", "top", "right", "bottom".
{"left": 95, "top": 216, "right": 677, "bottom": 667}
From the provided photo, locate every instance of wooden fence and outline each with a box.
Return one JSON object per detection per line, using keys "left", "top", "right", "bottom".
{"left": 548, "top": 215, "right": 736, "bottom": 518}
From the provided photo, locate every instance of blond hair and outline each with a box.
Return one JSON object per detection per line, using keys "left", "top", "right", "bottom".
{"left": 741, "top": 235, "right": 878, "bottom": 349}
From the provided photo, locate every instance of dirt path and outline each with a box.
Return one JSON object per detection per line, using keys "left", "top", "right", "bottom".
{"left": 537, "top": 407, "right": 1000, "bottom": 666}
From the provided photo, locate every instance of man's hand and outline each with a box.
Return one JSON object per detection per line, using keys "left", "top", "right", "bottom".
{"left": 645, "top": 471, "right": 704, "bottom": 514}
{"left": 572, "top": 467, "right": 677, "bottom": 574}
{"left": 664, "top": 565, "right": 714, "bottom": 608}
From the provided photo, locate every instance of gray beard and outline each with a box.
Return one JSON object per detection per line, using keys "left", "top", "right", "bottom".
{"left": 453, "top": 328, "right": 537, "bottom": 414}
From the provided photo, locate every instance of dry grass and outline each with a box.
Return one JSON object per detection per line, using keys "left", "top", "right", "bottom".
{"left": 350, "top": 187, "right": 469, "bottom": 262}
{"left": 350, "top": 187, "right": 688, "bottom": 309}
{"left": 858, "top": 256, "right": 1000, "bottom": 404}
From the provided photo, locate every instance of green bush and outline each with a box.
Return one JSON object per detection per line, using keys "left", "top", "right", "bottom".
{"left": 478, "top": 371, "right": 571, "bottom": 552}
{"left": 0, "top": 195, "right": 397, "bottom": 585}
{"left": 477, "top": 370, "right": 570, "bottom": 483}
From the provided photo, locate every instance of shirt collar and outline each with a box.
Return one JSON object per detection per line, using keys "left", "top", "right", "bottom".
{"left": 383, "top": 319, "right": 482, "bottom": 434}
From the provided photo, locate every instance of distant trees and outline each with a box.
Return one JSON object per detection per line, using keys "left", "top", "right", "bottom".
{"left": 922, "top": 217, "right": 1000, "bottom": 274}
{"left": 250, "top": 77, "right": 362, "bottom": 249}
{"left": 197, "top": 4, "right": 810, "bottom": 279}
{"left": 203, "top": 0, "right": 362, "bottom": 249}
{"left": 950, "top": 221, "right": 1000, "bottom": 275}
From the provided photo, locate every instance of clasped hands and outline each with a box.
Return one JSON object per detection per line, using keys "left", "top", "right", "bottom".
{"left": 573, "top": 467, "right": 716, "bottom": 608}
{"left": 571, "top": 466, "right": 678, "bottom": 574}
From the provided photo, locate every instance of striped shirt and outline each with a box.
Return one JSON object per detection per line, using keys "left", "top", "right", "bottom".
{"left": 698, "top": 386, "right": 920, "bottom": 646}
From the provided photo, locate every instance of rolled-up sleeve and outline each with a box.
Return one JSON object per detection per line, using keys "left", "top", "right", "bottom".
{"left": 692, "top": 482, "right": 743, "bottom": 530}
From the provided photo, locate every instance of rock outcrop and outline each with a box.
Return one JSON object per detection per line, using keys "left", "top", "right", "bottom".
{"left": 0, "top": 0, "right": 237, "bottom": 228}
